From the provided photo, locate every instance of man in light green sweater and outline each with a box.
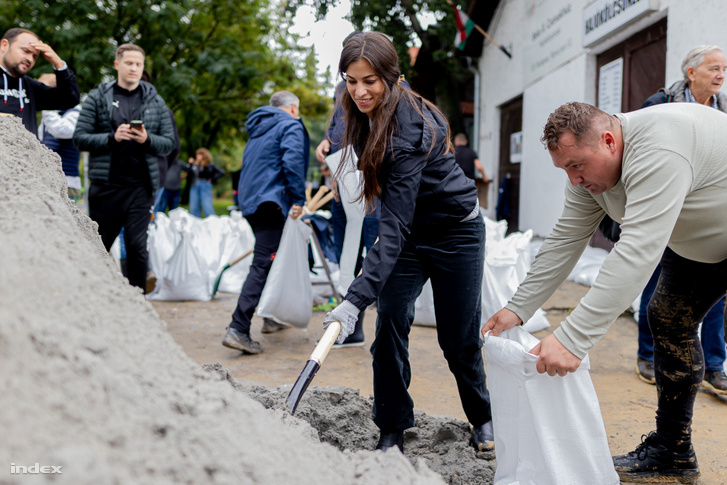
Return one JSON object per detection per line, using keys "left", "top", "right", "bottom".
{"left": 483, "top": 101, "right": 727, "bottom": 483}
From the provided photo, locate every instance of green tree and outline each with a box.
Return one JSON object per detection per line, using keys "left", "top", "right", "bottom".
{"left": 2, "top": 0, "right": 331, "bottom": 165}
{"left": 288, "top": 0, "right": 472, "bottom": 133}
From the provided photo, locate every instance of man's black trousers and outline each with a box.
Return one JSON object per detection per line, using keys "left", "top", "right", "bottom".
{"left": 230, "top": 203, "right": 285, "bottom": 334}
{"left": 649, "top": 246, "right": 727, "bottom": 448}
{"left": 88, "top": 184, "right": 154, "bottom": 291}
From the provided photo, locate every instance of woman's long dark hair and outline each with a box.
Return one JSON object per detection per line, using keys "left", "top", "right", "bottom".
{"left": 336, "top": 31, "right": 453, "bottom": 211}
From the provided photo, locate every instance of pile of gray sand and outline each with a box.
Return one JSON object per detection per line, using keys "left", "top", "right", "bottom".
{"left": 0, "top": 116, "right": 445, "bottom": 484}
{"left": 208, "top": 367, "right": 496, "bottom": 485}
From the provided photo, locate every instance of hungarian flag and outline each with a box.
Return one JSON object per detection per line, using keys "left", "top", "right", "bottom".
{"left": 453, "top": 4, "right": 475, "bottom": 51}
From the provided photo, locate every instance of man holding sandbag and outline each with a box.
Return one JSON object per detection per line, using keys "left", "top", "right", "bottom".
{"left": 483, "top": 101, "right": 727, "bottom": 483}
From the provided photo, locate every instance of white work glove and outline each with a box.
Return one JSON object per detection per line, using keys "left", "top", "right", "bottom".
{"left": 322, "top": 300, "right": 359, "bottom": 344}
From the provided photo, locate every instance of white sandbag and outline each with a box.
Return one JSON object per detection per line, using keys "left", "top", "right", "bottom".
{"left": 521, "top": 308, "right": 550, "bottom": 334}
{"left": 413, "top": 218, "right": 549, "bottom": 331}
{"left": 481, "top": 228, "right": 550, "bottom": 331}
{"left": 147, "top": 212, "right": 180, "bottom": 296}
{"left": 110, "top": 236, "right": 121, "bottom": 270}
{"left": 215, "top": 212, "right": 255, "bottom": 294}
{"left": 194, "top": 215, "right": 228, "bottom": 293}
{"left": 257, "top": 216, "right": 313, "bottom": 328}
{"left": 148, "top": 216, "right": 211, "bottom": 301}
{"left": 326, "top": 147, "right": 365, "bottom": 296}
{"left": 568, "top": 245, "right": 608, "bottom": 287}
{"left": 484, "top": 327, "right": 619, "bottom": 485}
{"left": 413, "top": 279, "right": 436, "bottom": 327}
{"left": 485, "top": 216, "right": 508, "bottom": 249}
{"left": 150, "top": 212, "right": 179, "bottom": 265}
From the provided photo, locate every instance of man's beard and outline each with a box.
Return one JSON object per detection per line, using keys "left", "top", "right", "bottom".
{"left": 4, "top": 56, "right": 29, "bottom": 77}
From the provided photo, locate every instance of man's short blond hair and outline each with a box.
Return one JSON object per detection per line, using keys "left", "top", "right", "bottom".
{"left": 115, "top": 43, "right": 145, "bottom": 61}
{"left": 541, "top": 102, "right": 612, "bottom": 151}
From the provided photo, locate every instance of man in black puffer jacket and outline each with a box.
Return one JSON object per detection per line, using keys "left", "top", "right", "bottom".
{"left": 73, "top": 43, "right": 174, "bottom": 292}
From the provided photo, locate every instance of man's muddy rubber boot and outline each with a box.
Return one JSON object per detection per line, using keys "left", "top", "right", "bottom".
{"left": 613, "top": 431, "right": 700, "bottom": 483}
{"left": 376, "top": 431, "right": 403, "bottom": 452}
{"left": 221, "top": 327, "right": 263, "bottom": 354}
{"left": 470, "top": 420, "right": 495, "bottom": 452}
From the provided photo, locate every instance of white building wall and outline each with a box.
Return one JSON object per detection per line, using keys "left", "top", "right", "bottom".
{"left": 477, "top": 0, "right": 727, "bottom": 236}
{"left": 477, "top": 0, "right": 525, "bottom": 220}
{"left": 664, "top": 0, "right": 727, "bottom": 84}
{"left": 520, "top": 54, "right": 590, "bottom": 235}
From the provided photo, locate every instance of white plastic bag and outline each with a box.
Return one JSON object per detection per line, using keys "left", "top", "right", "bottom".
{"left": 481, "top": 225, "right": 550, "bottom": 332}
{"left": 326, "top": 147, "right": 365, "bottom": 295}
{"left": 413, "top": 217, "right": 549, "bottom": 331}
{"left": 413, "top": 280, "right": 436, "bottom": 327}
{"left": 149, "top": 217, "right": 211, "bottom": 301}
{"left": 215, "top": 212, "right": 255, "bottom": 294}
{"left": 484, "top": 327, "right": 619, "bottom": 485}
{"left": 256, "top": 216, "right": 313, "bottom": 328}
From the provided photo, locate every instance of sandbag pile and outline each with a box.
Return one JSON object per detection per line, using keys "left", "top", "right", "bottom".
{"left": 413, "top": 216, "right": 550, "bottom": 333}
{"left": 145, "top": 209, "right": 255, "bottom": 301}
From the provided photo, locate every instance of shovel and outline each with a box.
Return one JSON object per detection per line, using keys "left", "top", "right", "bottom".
{"left": 211, "top": 249, "right": 254, "bottom": 298}
{"left": 284, "top": 321, "right": 341, "bottom": 415}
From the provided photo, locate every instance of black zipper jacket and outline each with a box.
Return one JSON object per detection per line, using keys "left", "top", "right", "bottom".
{"left": 345, "top": 96, "right": 478, "bottom": 310}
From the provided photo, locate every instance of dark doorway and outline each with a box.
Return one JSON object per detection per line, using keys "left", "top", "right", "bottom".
{"left": 596, "top": 18, "right": 667, "bottom": 112}
{"left": 497, "top": 96, "right": 522, "bottom": 233}
{"left": 592, "top": 18, "right": 667, "bottom": 251}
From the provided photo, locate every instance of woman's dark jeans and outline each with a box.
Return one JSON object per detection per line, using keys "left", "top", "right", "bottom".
{"left": 371, "top": 217, "right": 491, "bottom": 432}
{"left": 650, "top": 247, "right": 727, "bottom": 447}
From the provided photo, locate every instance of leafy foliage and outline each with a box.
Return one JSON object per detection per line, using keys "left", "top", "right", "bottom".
{"left": 287, "top": 0, "right": 473, "bottom": 132}
{"left": 1, "top": 0, "right": 331, "bottom": 172}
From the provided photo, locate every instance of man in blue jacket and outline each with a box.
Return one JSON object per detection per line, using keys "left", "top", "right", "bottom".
{"left": 222, "top": 90, "right": 309, "bottom": 354}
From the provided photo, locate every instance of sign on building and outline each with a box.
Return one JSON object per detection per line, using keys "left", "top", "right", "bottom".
{"left": 583, "top": 0, "right": 660, "bottom": 47}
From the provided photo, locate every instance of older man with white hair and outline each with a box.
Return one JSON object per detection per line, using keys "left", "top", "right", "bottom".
{"left": 631, "top": 45, "right": 727, "bottom": 393}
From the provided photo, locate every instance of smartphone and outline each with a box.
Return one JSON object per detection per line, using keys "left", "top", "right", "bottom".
{"left": 130, "top": 120, "right": 143, "bottom": 130}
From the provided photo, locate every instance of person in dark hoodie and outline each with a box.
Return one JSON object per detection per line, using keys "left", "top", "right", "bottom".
{"left": 221, "top": 90, "right": 309, "bottom": 355}
{"left": 321, "top": 32, "right": 493, "bottom": 454}
{"left": 73, "top": 43, "right": 174, "bottom": 292}
{"left": 0, "top": 28, "right": 80, "bottom": 136}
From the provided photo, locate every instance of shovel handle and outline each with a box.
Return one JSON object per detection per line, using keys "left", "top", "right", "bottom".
{"left": 310, "top": 321, "right": 341, "bottom": 366}
{"left": 307, "top": 191, "right": 334, "bottom": 213}
{"left": 227, "top": 248, "right": 254, "bottom": 267}
{"left": 283, "top": 321, "right": 341, "bottom": 415}
{"left": 307, "top": 186, "right": 329, "bottom": 212}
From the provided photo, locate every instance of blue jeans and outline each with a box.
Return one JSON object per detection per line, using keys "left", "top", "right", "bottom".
{"left": 371, "top": 217, "right": 491, "bottom": 432}
{"left": 189, "top": 180, "right": 216, "bottom": 218}
{"left": 638, "top": 263, "right": 726, "bottom": 371}
{"left": 154, "top": 188, "right": 181, "bottom": 214}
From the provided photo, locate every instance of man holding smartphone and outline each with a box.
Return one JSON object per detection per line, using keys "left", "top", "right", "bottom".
{"left": 73, "top": 43, "right": 175, "bottom": 292}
